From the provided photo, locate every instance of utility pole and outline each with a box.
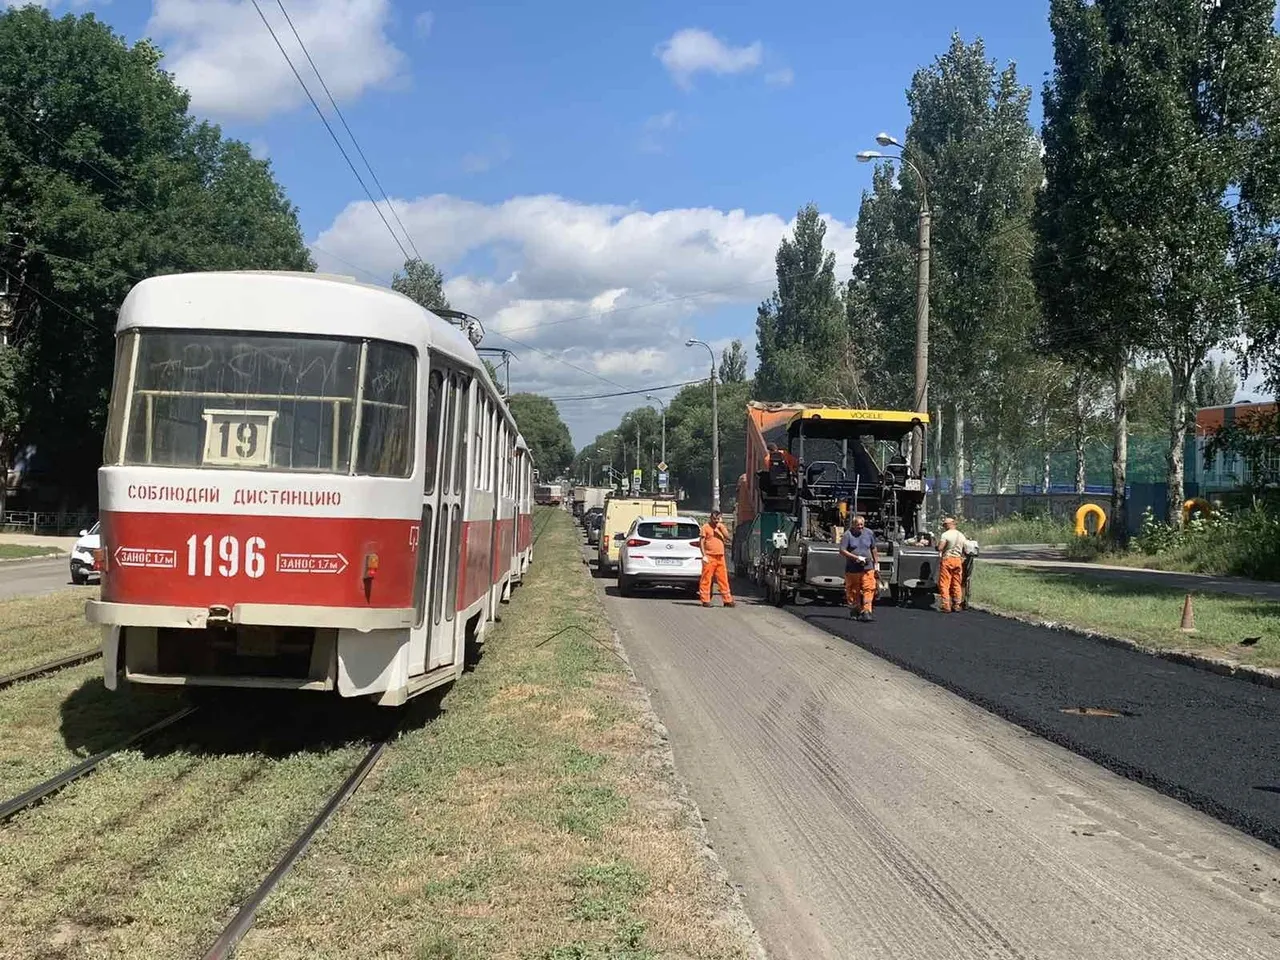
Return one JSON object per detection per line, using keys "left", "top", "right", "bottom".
{"left": 646, "top": 395, "right": 667, "bottom": 467}
{"left": 686, "top": 339, "right": 719, "bottom": 512}
{"left": 859, "top": 133, "right": 931, "bottom": 530}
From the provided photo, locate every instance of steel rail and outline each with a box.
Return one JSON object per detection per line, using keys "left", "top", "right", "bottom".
{"left": 0, "top": 707, "right": 198, "bottom": 823}
{"left": 201, "top": 731, "right": 393, "bottom": 960}
{"left": 0, "top": 649, "right": 102, "bottom": 692}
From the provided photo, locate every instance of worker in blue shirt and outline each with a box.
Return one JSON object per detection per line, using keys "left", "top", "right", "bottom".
{"left": 839, "top": 514, "right": 878, "bottom": 621}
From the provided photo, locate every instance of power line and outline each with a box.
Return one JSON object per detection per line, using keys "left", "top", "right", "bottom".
{"left": 272, "top": 0, "right": 422, "bottom": 262}
{"left": 544, "top": 379, "right": 703, "bottom": 402}
{"left": 247, "top": 0, "right": 411, "bottom": 264}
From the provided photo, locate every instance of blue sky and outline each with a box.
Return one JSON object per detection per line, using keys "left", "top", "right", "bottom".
{"left": 22, "top": 1, "right": 1261, "bottom": 443}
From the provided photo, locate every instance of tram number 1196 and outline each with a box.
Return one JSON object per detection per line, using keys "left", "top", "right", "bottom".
{"left": 186, "top": 534, "right": 266, "bottom": 579}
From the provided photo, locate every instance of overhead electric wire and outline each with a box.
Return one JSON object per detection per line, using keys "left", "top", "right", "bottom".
{"left": 247, "top": 0, "right": 411, "bottom": 264}
{"left": 544, "top": 379, "right": 702, "bottom": 402}
{"left": 271, "top": 0, "right": 422, "bottom": 261}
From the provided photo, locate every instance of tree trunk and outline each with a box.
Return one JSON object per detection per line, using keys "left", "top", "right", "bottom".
{"left": 1041, "top": 399, "right": 1052, "bottom": 494}
{"left": 933, "top": 403, "right": 945, "bottom": 524}
{"left": 1111, "top": 362, "right": 1129, "bottom": 543}
{"left": 1166, "top": 366, "right": 1192, "bottom": 525}
{"left": 1073, "top": 374, "right": 1087, "bottom": 495}
{"left": 953, "top": 408, "right": 967, "bottom": 517}
{"left": 989, "top": 426, "right": 1002, "bottom": 495}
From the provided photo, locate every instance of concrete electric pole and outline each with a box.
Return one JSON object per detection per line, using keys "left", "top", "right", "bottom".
{"left": 858, "top": 133, "right": 931, "bottom": 529}
{"left": 685, "top": 339, "right": 719, "bottom": 513}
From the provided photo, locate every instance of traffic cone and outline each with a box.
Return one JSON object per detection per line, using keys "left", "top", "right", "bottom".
{"left": 1179, "top": 593, "right": 1196, "bottom": 633}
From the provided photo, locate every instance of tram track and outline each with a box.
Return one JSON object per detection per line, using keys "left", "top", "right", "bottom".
{"left": 0, "top": 706, "right": 197, "bottom": 823}
{"left": 201, "top": 725, "right": 397, "bottom": 960}
{"left": 0, "top": 647, "right": 102, "bottom": 692}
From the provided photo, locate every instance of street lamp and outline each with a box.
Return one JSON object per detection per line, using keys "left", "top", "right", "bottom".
{"left": 859, "top": 132, "right": 931, "bottom": 527}
{"left": 685, "top": 338, "right": 719, "bottom": 512}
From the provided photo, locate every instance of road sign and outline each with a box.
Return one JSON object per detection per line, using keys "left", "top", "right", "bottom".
{"left": 657, "top": 461, "right": 668, "bottom": 473}
{"left": 658, "top": 471, "right": 669, "bottom": 491}
{"left": 630, "top": 468, "right": 642, "bottom": 495}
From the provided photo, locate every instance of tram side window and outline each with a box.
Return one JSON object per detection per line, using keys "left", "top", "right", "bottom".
{"left": 454, "top": 375, "right": 470, "bottom": 496}
{"left": 474, "top": 397, "right": 487, "bottom": 491}
{"left": 422, "top": 370, "right": 444, "bottom": 495}
{"left": 356, "top": 341, "right": 416, "bottom": 478}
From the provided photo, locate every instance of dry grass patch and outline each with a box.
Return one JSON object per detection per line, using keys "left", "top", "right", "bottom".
{"left": 236, "top": 510, "right": 757, "bottom": 960}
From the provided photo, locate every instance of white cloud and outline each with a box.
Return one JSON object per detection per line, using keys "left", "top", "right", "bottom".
{"left": 765, "top": 67, "right": 794, "bottom": 87}
{"left": 460, "top": 136, "right": 511, "bottom": 174}
{"left": 248, "top": 138, "right": 270, "bottom": 160}
{"left": 147, "top": 0, "right": 406, "bottom": 123}
{"left": 655, "top": 28, "right": 763, "bottom": 89}
{"left": 414, "top": 10, "right": 434, "bottom": 38}
{"left": 639, "top": 111, "right": 679, "bottom": 154}
{"left": 312, "top": 194, "right": 855, "bottom": 442}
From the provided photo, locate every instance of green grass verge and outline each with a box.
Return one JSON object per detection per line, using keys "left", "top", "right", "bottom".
{"left": 966, "top": 515, "right": 1075, "bottom": 546}
{"left": 0, "top": 591, "right": 102, "bottom": 677}
{"left": 0, "top": 544, "right": 63, "bottom": 559}
{"left": 0, "top": 510, "right": 752, "bottom": 960}
{"left": 974, "top": 563, "right": 1280, "bottom": 668}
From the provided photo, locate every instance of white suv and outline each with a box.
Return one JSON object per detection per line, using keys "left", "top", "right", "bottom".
{"left": 70, "top": 521, "right": 101, "bottom": 585}
{"left": 617, "top": 516, "right": 704, "bottom": 597}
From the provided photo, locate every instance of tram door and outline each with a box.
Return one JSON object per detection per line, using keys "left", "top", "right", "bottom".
{"left": 412, "top": 366, "right": 469, "bottom": 673}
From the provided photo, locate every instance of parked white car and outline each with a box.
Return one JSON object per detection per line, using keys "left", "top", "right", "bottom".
{"left": 617, "top": 516, "right": 704, "bottom": 597}
{"left": 69, "top": 521, "right": 100, "bottom": 585}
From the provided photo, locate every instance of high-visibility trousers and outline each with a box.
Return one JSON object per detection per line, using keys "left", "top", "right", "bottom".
{"left": 938, "top": 556, "right": 965, "bottom": 610}
{"left": 699, "top": 555, "right": 732, "bottom": 604}
{"left": 844, "top": 570, "right": 876, "bottom": 611}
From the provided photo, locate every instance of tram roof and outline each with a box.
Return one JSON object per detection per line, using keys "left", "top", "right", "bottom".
{"left": 116, "top": 271, "right": 479, "bottom": 363}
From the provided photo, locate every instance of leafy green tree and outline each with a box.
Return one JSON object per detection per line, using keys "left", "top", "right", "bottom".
{"left": 1194, "top": 359, "right": 1238, "bottom": 409}
{"left": 847, "top": 163, "right": 914, "bottom": 410}
{"left": 755, "top": 204, "right": 849, "bottom": 402}
{"left": 391, "top": 257, "right": 449, "bottom": 311}
{"left": 0, "top": 7, "right": 312, "bottom": 508}
{"left": 719, "top": 339, "right": 748, "bottom": 384}
{"left": 1037, "top": 0, "right": 1280, "bottom": 526}
{"left": 507, "top": 393, "right": 574, "bottom": 477}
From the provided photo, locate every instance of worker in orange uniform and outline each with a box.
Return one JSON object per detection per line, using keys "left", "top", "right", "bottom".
{"left": 765, "top": 443, "right": 799, "bottom": 474}
{"left": 698, "top": 510, "right": 735, "bottom": 608}
{"left": 839, "top": 514, "right": 878, "bottom": 621}
{"left": 936, "top": 517, "right": 966, "bottom": 612}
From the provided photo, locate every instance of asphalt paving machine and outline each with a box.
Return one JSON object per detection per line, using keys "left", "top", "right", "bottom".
{"left": 733, "top": 404, "right": 948, "bottom": 607}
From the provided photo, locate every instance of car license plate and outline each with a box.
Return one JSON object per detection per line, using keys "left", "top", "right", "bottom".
{"left": 655, "top": 557, "right": 681, "bottom": 567}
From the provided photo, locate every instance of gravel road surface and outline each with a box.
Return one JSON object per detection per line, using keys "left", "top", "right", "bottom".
{"left": 786, "top": 600, "right": 1280, "bottom": 847}
{"left": 598, "top": 570, "right": 1280, "bottom": 959}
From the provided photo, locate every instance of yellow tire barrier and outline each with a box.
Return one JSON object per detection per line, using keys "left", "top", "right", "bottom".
{"left": 1074, "top": 503, "right": 1107, "bottom": 537}
{"left": 1182, "top": 498, "right": 1212, "bottom": 524}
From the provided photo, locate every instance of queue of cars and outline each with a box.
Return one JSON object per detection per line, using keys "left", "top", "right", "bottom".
{"left": 578, "top": 494, "right": 704, "bottom": 597}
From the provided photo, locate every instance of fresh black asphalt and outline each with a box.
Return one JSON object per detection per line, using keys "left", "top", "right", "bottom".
{"left": 785, "top": 599, "right": 1280, "bottom": 849}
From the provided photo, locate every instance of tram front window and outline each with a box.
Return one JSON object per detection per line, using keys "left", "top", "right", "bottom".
{"left": 109, "top": 331, "right": 416, "bottom": 476}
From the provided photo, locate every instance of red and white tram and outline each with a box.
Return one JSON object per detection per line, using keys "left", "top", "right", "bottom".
{"left": 86, "top": 271, "right": 535, "bottom": 706}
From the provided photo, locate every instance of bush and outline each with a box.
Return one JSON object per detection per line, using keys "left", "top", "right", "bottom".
{"left": 1131, "top": 503, "right": 1280, "bottom": 580}
{"left": 1064, "top": 535, "right": 1109, "bottom": 561}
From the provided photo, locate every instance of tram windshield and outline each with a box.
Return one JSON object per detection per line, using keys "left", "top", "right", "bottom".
{"left": 105, "top": 330, "right": 416, "bottom": 476}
